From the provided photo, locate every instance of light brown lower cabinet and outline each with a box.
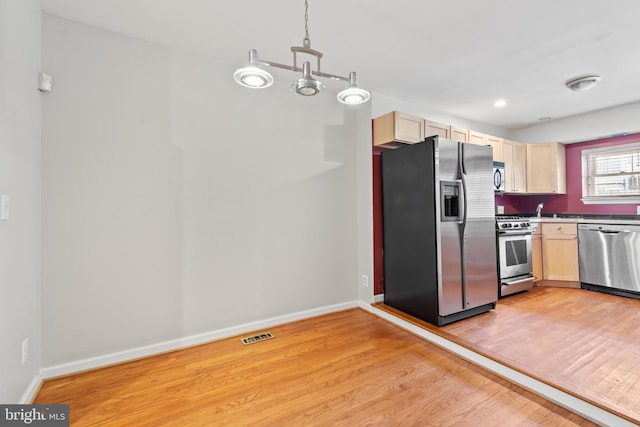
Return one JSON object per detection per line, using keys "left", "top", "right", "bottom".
{"left": 541, "top": 223, "right": 579, "bottom": 281}
{"left": 531, "top": 226, "right": 543, "bottom": 282}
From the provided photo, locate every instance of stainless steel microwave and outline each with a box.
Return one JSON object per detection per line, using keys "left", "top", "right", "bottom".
{"left": 493, "top": 161, "right": 505, "bottom": 192}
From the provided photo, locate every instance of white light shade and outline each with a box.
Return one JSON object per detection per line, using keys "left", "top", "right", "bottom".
{"left": 337, "top": 71, "right": 371, "bottom": 105}
{"left": 290, "top": 61, "right": 323, "bottom": 96}
{"left": 291, "top": 78, "right": 324, "bottom": 96}
{"left": 233, "top": 66, "right": 273, "bottom": 89}
{"left": 233, "top": 49, "right": 274, "bottom": 89}
{"left": 337, "top": 87, "right": 371, "bottom": 104}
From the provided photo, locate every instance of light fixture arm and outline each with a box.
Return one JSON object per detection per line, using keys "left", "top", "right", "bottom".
{"left": 291, "top": 46, "right": 323, "bottom": 75}
{"left": 254, "top": 49, "right": 349, "bottom": 82}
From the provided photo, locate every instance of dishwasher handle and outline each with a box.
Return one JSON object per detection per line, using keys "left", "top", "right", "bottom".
{"left": 580, "top": 223, "right": 638, "bottom": 234}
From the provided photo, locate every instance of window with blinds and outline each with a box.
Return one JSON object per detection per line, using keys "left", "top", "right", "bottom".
{"left": 581, "top": 142, "right": 640, "bottom": 203}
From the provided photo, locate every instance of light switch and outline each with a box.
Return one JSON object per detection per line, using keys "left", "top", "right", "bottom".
{"left": 637, "top": 205, "right": 640, "bottom": 216}
{"left": 1, "top": 194, "right": 9, "bottom": 220}
{"left": 497, "top": 205, "right": 504, "bottom": 215}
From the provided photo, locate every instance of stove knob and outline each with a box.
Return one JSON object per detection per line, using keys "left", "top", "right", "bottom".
{"left": 522, "top": 222, "right": 530, "bottom": 227}
{"left": 513, "top": 223, "right": 519, "bottom": 228}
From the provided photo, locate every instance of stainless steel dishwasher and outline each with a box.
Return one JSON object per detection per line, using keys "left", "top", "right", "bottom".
{"left": 578, "top": 223, "right": 640, "bottom": 298}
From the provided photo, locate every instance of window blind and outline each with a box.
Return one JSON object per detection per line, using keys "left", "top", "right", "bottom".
{"left": 582, "top": 144, "right": 640, "bottom": 198}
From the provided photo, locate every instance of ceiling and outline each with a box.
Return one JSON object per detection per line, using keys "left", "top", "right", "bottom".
{"left": 40, "top": 0, "right": 640, "bottom": 130}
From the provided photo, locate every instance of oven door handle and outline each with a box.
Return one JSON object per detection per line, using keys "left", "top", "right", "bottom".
{"left": 498, "top": 230, "right": 534, "bottom": 236}
{"left": 502, "top": 275, "right": 535, "bottom": 285}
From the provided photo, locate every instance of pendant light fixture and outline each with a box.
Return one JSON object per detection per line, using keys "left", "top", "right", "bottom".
{"left": 233, "top": 0, "right": 370, "bottom": 105}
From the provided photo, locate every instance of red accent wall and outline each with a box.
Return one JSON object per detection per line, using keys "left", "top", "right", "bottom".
{"left": 497, "top": 133, "right": 640, "bottom": 215}
{"left": 372, "top": 152, "right": 384, "bottom": 295}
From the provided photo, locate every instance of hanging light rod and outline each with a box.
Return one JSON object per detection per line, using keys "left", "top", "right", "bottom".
{"left": 233, "top": 0, "right": 370, "bottom": 105}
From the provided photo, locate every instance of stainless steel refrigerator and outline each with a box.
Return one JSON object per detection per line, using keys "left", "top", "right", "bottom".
{"left": 381, "top": 136, "right": 498, "bottom": 326}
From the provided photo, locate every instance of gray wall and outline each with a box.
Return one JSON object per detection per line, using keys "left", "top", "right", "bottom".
{"left": 0, "top": 0, "right": 42, "bottom": 403}
{"left": 41, "top": 15, "right": 371, "bottom": 367}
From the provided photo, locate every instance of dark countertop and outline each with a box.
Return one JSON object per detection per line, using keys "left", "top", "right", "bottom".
{"left": 496, "top": 213, "right": 640, "bottom": 225}
{"left": 518, "top": 213, "right": 640, "bottom": 221}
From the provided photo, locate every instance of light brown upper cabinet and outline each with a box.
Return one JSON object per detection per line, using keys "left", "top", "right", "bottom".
{"left": 486, "top": 135, "right": 504, "bottom": 162}
{"left": 468, "top": 131, "right": 503, "bottom": 161}
{"left": 373, "top": 111, "right": 425, "bottom": 146}
{"left": 425, "top": 120, "right": 450, "bottom": 139}
{"left": 450, "top": 126, "right": 469, "bottom": 143}
{"left": 468, "top": 130, "right": 486, "bottom": 145}
{"left": 502, "top": 139, "right": 527, "bottom": 193}
{"left": 526, "top": 142, "right": 567, "bottom": 194}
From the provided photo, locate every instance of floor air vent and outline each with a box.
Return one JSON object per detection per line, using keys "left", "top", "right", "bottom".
{"left": 241, "top": 332, "right": 274, "bottom": 345}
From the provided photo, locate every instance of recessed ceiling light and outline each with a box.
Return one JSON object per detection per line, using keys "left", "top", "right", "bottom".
{"left": 494, "top": 99, "right": 508, "bottom": 108}
{"left": 566, "top": 75, "right": 601, "bottom": 92}
{"left": 537, "top": 116, "right": 553, "bottom": 121}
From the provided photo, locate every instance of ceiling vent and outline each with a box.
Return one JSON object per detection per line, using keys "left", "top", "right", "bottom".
{"left": 566, "top": 75, "right": 601, "bottom": 92}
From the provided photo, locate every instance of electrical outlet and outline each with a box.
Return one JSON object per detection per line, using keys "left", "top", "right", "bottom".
{"left": 362, "top": 274, "right": 369, "bottom": 288}
{"left": 637, "top": 205, "right": 640, "bottom": 215}
{"left": 497, "top": 205, "right": 504, "bottom": 215}
{"left": 21, "top": 338, "right": 28, "bottom": 365}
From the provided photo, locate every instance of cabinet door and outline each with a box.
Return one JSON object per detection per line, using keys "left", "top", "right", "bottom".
{"left": 541, "top": 223, "right": 578, "bottom": 281}
{"left": 451, "top": 126, "right": 469, "bottom": 143}
{"left": 531, "top": 233, "right": 543, "bottom": 282}
{"left": 468, "top": 130, "right": 486, "bottom": 145}
{"left": 395, "top": 112, "right": 424, "bottom": 143}
{"left": 526, "top": 142, "right": 566, "bottom": 194}
{"left": 502, "top": 141, "right": 516, "bottom": 192}
{"left": 373, "top": 111, "right": 425, "bottom": 146}
{"left": 425, "top": 120, "right": 450, "bottom": 139}
{"left": 503, "top": 140, "right": 526, "bottom": 193}
{"left": 512, "top": 142, "right": 527, "bottom": 192}
{"left": 486, "top": 135, "right": 504, "bottom": 162}
{"left": 468, "top": 132, "right": 502, "bottom": 160}
{"left": 542, "top": 234, "right": 579, "bottom": 281}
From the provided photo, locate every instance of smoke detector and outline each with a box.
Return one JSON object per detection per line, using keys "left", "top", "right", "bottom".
{"left": 566, "top": 75, "right": 601, "bottom": 92}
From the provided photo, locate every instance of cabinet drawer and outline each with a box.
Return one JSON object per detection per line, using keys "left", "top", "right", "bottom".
{"left": 541, "top": 222, "right": 577, "bottom": 235}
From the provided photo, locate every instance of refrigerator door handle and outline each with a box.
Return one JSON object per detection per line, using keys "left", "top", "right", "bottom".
{"left": 459, "top": 141, "right": 467, "bottom": 176}
{"left": 458, "top": 182, "right": 466, "bottom": 226}
{"left": 458, "top": 143, "right": 468, "bottom": 226}
{"left": 458, "top": 142, "right": 468, "bottom": 307}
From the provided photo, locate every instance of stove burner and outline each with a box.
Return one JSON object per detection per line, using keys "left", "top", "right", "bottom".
{"left": 496, "top": 216, "right": 535, "bottom": 233}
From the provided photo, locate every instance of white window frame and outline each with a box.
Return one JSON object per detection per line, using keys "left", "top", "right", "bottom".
{"left": 581, "top": 141, "right": 640, "bottom": 205}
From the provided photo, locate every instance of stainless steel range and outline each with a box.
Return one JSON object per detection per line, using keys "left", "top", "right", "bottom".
{"left": 496, "top": 216, "right": 536, "bottom": 297}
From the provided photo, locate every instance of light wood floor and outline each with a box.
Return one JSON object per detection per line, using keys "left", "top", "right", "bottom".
{"left": 441, "top": 286, "right": 640, "bottom": 424}
{"left": 34, "top": 309, "right": 595, "bottom": 426}
{"left": 379, "top": 286, "right": 640, "bottom": 425}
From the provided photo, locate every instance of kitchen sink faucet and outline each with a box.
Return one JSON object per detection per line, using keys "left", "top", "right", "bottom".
{"left": 536, "top": 203, "right": 544, "bottom": 218}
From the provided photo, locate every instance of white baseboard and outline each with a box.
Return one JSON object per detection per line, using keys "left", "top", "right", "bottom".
{"left": 373, "top": 293, "right": 384, "bottom": 303}
{"left": 359, "top": 302, "right": 635, "bottom": 427}
{"left": 20, "top": 372, "right": 43, "bottom": 404}
{"left": 42, "top": 301, "right": 359, "bottom": 379}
